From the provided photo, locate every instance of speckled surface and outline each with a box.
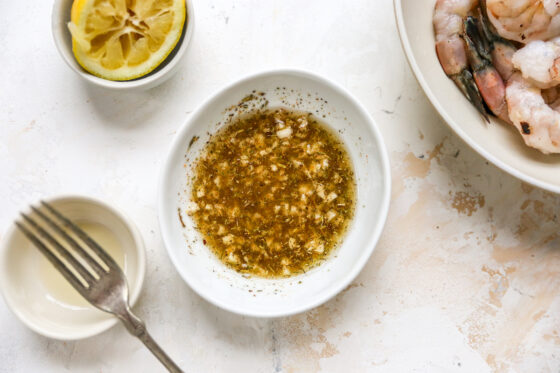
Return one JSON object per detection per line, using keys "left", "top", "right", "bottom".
{"left": 1, "top": 0, "right": 560, "bottom": 372}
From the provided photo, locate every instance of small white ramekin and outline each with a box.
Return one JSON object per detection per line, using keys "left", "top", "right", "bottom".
{"left": 0, "top": 195, "right": 146, "bottom": 340}
{"left": 51, "top": 0, "right": 194, "bottom": 91}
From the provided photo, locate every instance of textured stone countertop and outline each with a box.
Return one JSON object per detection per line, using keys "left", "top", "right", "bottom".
{"left": 1, "top": 0, "right": 559, "bottom": 372}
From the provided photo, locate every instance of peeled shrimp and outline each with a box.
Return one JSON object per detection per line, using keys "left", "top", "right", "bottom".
{"left": 512, "top": 37, "right": 560, "bottom": 88}
{"left": 434, "top": 0, "right": 489, "bottom": 120}
{"left": 486, "top": 0, "right": 560, "bottom": 43}
{"left": 433, "top": 0, "right": 560, "bottom": 153}
{"left": 480, "top": 15, "right": 560, "bottom": 153}
{"left": 506, "top": 73, "right": 560, "bottom": 153}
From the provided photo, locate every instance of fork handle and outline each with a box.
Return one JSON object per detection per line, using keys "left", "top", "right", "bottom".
{"left": 118, "top": 306, "right": 184, "bottom": 373}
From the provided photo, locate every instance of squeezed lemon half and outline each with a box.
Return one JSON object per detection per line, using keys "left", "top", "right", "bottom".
{"left": 68, "top": 0, "right": 186, "bottom": 81}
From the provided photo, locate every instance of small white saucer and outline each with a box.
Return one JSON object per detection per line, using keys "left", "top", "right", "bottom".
{"left": 0, "top": 195, "right": 146, "bottom": 340}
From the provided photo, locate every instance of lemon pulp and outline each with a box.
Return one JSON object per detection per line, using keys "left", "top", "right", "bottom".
{"left": 68, "top": 0, "right": 186, "bottom": 81}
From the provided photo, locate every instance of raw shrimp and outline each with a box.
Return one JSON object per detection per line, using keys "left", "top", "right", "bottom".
{"left": 434, "top": 0, "right": 560, "bottom": 153}
{"left": 486, "top": 0, "right": 560, "bottom": 43}
{"left": 482, "top": 4, "right": 560, "bottom": 152}
{"left": 512, "top": 37, "right": 560, "bottom": 88}
{"left": 479, "top": 0, "right": 517, "bottom": 80}
{"left": 464, "top": 15, "right": 510, "bottom": 121}
{"left": 474, "top": 7, "right": 560, "bottom": 152}
{"left": 506, "top": 73, "right": 560, "bottom": 153}
{"left": 434, "top": 0, "right": 489, "bottom": 120}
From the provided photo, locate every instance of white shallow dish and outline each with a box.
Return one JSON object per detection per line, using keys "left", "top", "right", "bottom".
{"left": 394, "top": 0, "right": 560, "bottom": 194}
{"left": 51, "top": 0, "right": 194, "bottom": 91}
{"left": 159, "top": 69, "right": 391, "bottom": 318}
{"left": 0, "top": 196, "right": 146, "bottom": 340}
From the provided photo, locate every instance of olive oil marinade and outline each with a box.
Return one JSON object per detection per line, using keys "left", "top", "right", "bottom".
{"left": 188, "top": 108, "right": 356, "bottom": 278}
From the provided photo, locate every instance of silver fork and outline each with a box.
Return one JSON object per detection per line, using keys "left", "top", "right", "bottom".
{"left": 15, "top": 201, "right": 183, "bottom": 373}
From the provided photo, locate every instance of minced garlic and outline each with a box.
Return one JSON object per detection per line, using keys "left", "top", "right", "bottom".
{"left": 189, "top": 108, "right": 356, "bottom": 277}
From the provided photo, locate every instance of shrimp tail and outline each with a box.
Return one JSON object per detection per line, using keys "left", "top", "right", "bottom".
{"left": 464, "top": 17, "right": 491, "bottom": 70}
{"left": 464, "top": 16, "right": 510, "bottom": 123}
{"left": 477, "top": 1, "right": 516, "bottom": 80}
{"left": 435, "top": 35, "right": 490, "bottom": 122}
{"left": 453, "top": 69, "right": 490, "bottom": 122}
{"left": 478, "top": 0, "right": 497, "bottom": 43}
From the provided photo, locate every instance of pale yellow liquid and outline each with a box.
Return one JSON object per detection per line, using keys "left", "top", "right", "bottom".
{"left": 39, "top": 222, "right": 126, "bottom": 308}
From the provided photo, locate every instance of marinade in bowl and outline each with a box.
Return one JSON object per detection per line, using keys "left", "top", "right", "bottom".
{"left": 187, "top": 108, "right": 356, "bottom": 278}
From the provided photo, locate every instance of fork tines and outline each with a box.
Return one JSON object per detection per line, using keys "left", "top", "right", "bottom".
{"left": 15, "top": 201, "right": 119, "bottom": 295}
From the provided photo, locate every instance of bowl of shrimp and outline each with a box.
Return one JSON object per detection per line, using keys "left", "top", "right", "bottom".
{"left": 394, "top": 0, "right": 560, "bottom": 194}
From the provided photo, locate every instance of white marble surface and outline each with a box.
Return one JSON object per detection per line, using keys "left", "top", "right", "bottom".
{"left": 1, "top": 0, "right": 560, "bottom": 372}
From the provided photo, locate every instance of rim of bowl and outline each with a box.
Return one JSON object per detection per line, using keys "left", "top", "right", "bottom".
{"left": 158, "top": 68, "right": 392, "bottom": 318}
{"left": 0, "top": 195, "right": 147, "bottom": 340}
{"left": 393, "top": 0, "right": 560, "bottom": 195}
{"left": 51, "top": 0, "right": 195, "bottom": 90}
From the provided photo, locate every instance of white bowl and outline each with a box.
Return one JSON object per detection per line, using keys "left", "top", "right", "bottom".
{"left": 394, "top": 0, "right": 560, "bottom": 194}
{"left": 51, "top": 0, "right": 194, "bottom": 91}
{"left": 0, "top": 195, "right": 146, "bottom": 340}
{"left": 159, "top": 69, "right": 391, "bottom": 318}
